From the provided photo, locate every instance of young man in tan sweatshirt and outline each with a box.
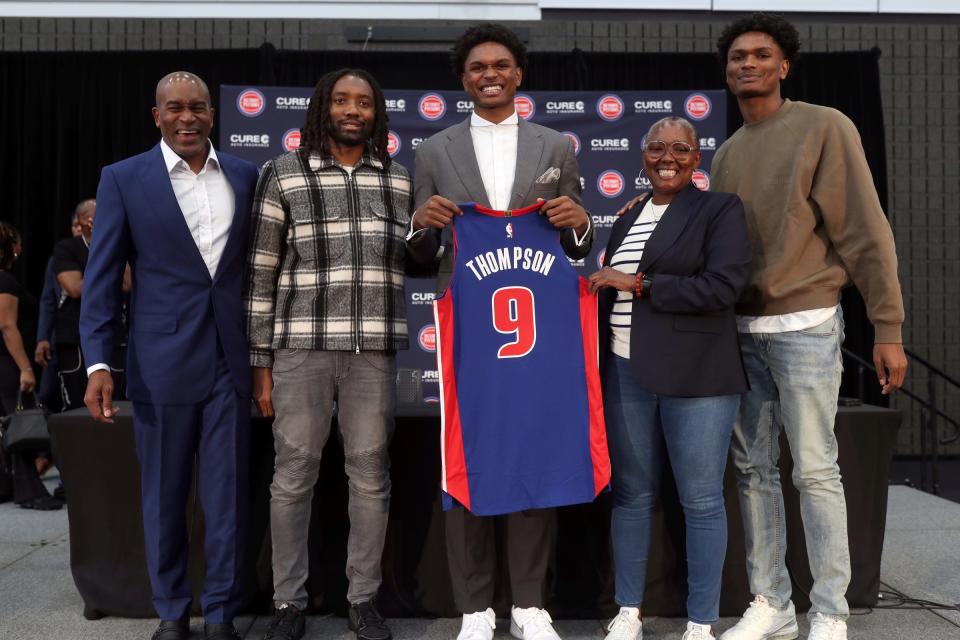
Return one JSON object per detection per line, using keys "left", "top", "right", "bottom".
{"left": 711, "top": 13, "right": 907, "bottom": 640}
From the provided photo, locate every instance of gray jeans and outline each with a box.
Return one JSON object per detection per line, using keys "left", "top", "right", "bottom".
{"left": 269, "top": 349, "right": 396, "bottom": 608}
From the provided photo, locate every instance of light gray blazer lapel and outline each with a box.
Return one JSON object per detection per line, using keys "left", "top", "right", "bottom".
{"left": 443, "top": 118, "right": 490, "bottom": 208}
{"left": 509, "top": 119, "right": 545, "bottom": 210}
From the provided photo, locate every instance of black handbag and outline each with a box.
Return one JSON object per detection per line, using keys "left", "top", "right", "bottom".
{"left": 0, "top": 390, "right": 50, "bottom": 453}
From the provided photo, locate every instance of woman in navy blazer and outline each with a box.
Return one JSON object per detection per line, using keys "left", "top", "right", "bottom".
{"left": 589, "top": 117, "right": 751, "bottom": 640}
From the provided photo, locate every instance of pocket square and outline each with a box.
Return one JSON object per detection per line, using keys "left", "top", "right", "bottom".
{"left": 535, "top": 167, "right": 561, "bottom": 184}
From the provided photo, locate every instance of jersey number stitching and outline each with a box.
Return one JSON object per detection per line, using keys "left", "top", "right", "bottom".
{"left": 491, "top": 286, "right": 537, "bottom": 359}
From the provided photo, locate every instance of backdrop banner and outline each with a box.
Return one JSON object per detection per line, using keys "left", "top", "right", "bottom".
{"left": 221, "top": 86, "right": 726, "bottom": 415}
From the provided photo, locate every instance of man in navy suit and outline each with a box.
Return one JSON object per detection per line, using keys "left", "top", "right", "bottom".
{"left": 80, "top": 71, "right": 259, "bottom": 640}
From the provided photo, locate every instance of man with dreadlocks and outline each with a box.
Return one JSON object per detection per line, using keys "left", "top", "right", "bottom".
{"left": 245, "top": 68, "right": 412, "bottom": 640}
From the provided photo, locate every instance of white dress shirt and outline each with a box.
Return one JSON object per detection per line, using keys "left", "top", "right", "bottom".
{"left": 87, "top": 140, "right": 235, "bottom": 376}
{"left": 470, "top": 110, "right": 519, "bottom": 211}
{"left": 159, "top": 139, "right": 236, "bottom": 279}
{"left": 407, "top": 110, "right": 589, "bottom": 246}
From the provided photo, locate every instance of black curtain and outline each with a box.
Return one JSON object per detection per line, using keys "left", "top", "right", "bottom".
{"left": 0, "top": 45, "right": 887, "bottom": 402}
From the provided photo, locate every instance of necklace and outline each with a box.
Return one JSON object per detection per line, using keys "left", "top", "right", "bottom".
{"left": 649, "top": 201, "right": 669, "bottom": 222}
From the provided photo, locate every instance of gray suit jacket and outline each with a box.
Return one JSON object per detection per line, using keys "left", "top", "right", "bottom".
{"left": 407, "top": 116, "right": 594, "bottom": 291}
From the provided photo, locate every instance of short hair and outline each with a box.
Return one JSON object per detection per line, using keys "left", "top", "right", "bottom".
{"left": 451, "top": 23, "right": 528, "bottom": 76}
{"left": 647, "top": 117, "right": 699, "bottom": 146}
{"left": 0, "top": 222, "right": 20, "bottom": 271}
{"left": 716, "top": 13, "right": 801, "bottom": 71}
{"left": 74, "top": 198, "right": 95, "bottom": 221}
{"left": 299, "top": 68, "right": 392, "bottom": 169}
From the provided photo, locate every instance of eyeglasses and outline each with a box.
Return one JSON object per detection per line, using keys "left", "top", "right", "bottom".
{"left": 643, "top": 140, "right": 699, "bottom": 161}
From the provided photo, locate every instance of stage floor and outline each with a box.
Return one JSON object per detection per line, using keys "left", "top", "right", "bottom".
{"left": 1, "top": 481, "right": 957, "bottom": 640}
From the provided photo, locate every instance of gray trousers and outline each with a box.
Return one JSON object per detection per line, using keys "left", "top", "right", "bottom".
{"left": 269, "top": 349, "right": 396, "bottom": 608}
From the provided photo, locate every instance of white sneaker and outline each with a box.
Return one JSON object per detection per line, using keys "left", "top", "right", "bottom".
{"left": 604, "top": 607, "right": 642, "bottom": 640}
{"left": 456, "top": 608, "right": 495, "bottom": 640}
{"left": 806, "top": 613, "right": 847, "bottom": 640}
{"left": 682, "top": 621, "right": 715, "bottom": 640}
{"left": 510, "top": 606, "right": 562, "bottom": 640}
{"left": 719, "top": 596, "right": 799, "bottom": 640}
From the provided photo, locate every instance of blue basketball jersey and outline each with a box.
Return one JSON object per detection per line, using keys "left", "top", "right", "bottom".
{"left": 433, "top": 202, "right": 609, "bottom": 516}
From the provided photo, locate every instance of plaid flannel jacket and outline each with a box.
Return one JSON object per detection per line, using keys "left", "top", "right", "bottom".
{"left": 245, "top": 150, "right": 412, "bottom": 367}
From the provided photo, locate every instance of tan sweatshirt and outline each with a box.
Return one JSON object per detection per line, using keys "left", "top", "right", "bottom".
{"left": 712, "top": 100, "right": 904, "bottom": 343}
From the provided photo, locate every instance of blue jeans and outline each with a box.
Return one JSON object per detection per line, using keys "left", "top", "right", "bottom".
{"left": 731, "top": 310, "right": 851, "bottom": 618}
{"left": 605, "top": 354, "right": 740, "bottom": 624}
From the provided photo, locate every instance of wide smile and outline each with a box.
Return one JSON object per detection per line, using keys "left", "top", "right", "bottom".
{"left": 479, "top": 83, "right": 505, "bottom": 97}
{"left": 655, "top": 168, "right": 678, "bottom": 179}
{"left": 176, "top": 129, "right": 202, "bottom": 139}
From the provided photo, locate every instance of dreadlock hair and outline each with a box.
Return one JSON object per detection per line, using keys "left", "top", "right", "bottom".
{"left": 451, "top": 23, "right": 528, "bottom": 76}
{"left": 0, "top": 222, "right": 21, "bottom": 271}
{"left": 716, "top": 13, "right": 801, "bottom": 74}
{"left": 299, "top": 68, "right": 392, "bottom": 169}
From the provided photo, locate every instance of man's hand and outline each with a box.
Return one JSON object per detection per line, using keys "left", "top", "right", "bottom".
{"left": 616, "top": 195, "right": 645, "bottom": 217}
{"left": 412, "top": 196, "right": 461, "bottom": 231}
{"left": 252, "top": 367, "right": 275, "bottom": 418}
{"left": 588, "top": 267, "right": 636, "bottom": 295}
{"left": 34, "top": 340, "right": 52, "bottom": 367}
{"left": 874, "top": 343, "right": 908, "bottom": 395}
{"left": 84, "top": 370, "right": 117, "bottom": 423}
{"left": 540, "top": 196, "right": 589, "bottom": 235}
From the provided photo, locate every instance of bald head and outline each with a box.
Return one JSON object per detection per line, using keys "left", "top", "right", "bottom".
{"left": 156, "top": 71, "right": 210, "bottom": 106}
{"left": 152, "top": 71, "right": 215, "bottom": 173}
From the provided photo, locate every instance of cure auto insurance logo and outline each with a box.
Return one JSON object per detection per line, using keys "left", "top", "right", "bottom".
{"left": 596, "top": 94, "right": 625, "bottom": 122}
{"left": 418, "top": 93, "right": 447, "bottom": 121}
{"left": 237, "top": 88, "right": 266, "bottom": 117}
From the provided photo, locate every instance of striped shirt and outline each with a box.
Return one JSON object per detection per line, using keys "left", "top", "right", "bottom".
{"left": 609, "top": 199, "right": 669, "bottom": 359}
{"left": 245, "top": 150, "right": 413, "bottom": 368}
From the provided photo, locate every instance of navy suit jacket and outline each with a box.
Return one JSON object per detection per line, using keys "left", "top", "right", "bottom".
{"left": 598, "top": 184, "right": 752, "bottom": 397}
{"left": 80, "top": 144, "right": 259, "bottom": 405}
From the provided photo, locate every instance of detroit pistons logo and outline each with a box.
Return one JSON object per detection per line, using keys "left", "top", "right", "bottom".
{"left": 692, "top": 169, "right": 711, "bottom": 190}
{"left": 685, "top": 93, "right": 712, "bottom": 121}
{"left": 596, "top": 94, "right": 625, "bottom": 122}
{"left": 418, "top": 325, "right": 437, "bottom": 352}
{"left": 282, "top": 128, "right": 301, "bottom": 151}
{"left": 387, "top": 130, "right": 401, "bottom": 157}
{"left": 597, "top": 170, "right": 625, "bottom": 198}
{"left": 514, "top": 94, "right": 536, "bottom": 120}
{"left": 418, "top": 93, "right": 447, "bottom": 121}
{"left": 561, "top": 131, "right": 581, "bottom": 155}
{"left": 237, "top": 89, "right": 265, "bottom": 117}
{"left": 596, "top": 249, "right": 606, "bottom": 269}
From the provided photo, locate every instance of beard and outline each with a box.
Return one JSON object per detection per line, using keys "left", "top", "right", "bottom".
{"left": 329, "top": 120, "right": 373, "bottom": 147}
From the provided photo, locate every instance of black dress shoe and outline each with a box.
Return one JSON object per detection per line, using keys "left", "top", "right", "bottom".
{"left": 264, "top": 605, "right": 306, "bottom": 640}
{"left": 204, "top": 623, "right": 241, "bottom": 640}
{"left": 151, "top": 619, "right": 189, "bottom": 640}
{"left": 348, "top": 600, "right": 392, "bottom": 640}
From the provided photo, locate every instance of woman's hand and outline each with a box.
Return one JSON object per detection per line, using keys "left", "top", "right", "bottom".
{"left": 588, "top": 267, "right": 636, "bottom": 294}
{"left": 19, "top": 368, "right": 36, "bottom": 393}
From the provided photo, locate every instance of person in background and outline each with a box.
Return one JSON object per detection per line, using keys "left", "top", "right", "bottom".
{"left": 590, "top": 117, "right": 751, "bottom": 640}
{"left": 0, "top": 222, "right": 62, "bottom": 510}
{"left": 52, "top": 198, "right": 95, "bottom": 410}
{"left": 35, "top": 209, "right": 83, "bottom": 413}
